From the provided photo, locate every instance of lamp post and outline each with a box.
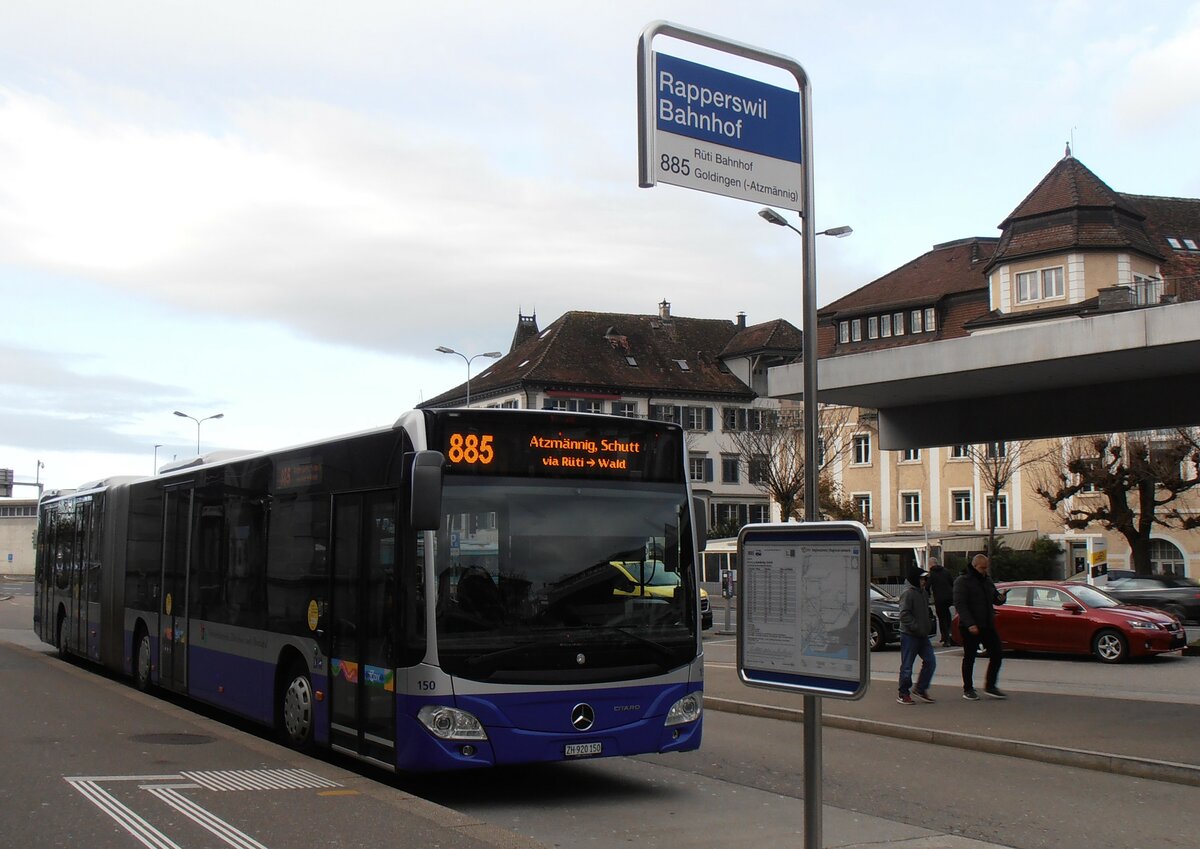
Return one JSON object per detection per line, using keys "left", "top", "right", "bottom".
{"left": 758, "top": 206, "right": 851, "bottom": 519}
{"left": 435, "top": 347, "right": 502, "bottom": 407}
{"left": 153, "top": 444, "right": 163, "bottom": 474}
{"left": 173, "top": 411, "right": 224, "bottom": 454}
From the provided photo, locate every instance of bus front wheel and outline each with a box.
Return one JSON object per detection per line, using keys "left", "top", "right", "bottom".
{"left": 55, "top": 608, "right": 68, "bottom": 658}
{"left": 279, "top": 661, "right": 314, "bottom": 750}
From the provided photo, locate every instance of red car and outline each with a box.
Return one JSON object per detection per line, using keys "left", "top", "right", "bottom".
{"left": 952, "top": 580, "right": 1186, "bottom": 664}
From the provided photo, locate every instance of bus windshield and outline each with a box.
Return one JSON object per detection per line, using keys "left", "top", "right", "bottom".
{"left": 433, "top": 478, "right": 698, "bottom": 684}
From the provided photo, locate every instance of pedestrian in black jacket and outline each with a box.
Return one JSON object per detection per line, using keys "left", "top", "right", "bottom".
{"left": 926, "top": 558, "right": 954, "bottom": 646}
{"left": 952, "top": 554, "right": 1008, "bottom": 700}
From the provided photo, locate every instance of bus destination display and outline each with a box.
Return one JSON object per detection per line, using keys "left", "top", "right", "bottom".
{"left": 438, "top": 415, "right": 682, "bottom": 482}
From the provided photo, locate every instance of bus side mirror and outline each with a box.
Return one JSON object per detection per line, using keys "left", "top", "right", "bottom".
{"left": 692, "top": 497, "right": 707, "bottom": 552}
{"left": 410, "top": 451, "right": 444, "bottom": 531}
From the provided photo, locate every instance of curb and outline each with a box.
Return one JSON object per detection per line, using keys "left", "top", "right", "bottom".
{"left": 704, "top": 696, "right": 1200, "bottom": 788}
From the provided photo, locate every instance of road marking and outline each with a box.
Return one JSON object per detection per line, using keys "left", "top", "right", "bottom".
{"left": 66, "top": 768, "right": 344, "bottom": 849}
{"left": 183, "top": 768, "right": 339, "bottom": 792}
{"left": 145, "top": 785, "right": 268, "bottom": 849}
{"left": 66, "top": 779, "right": 183, "bottom": 849}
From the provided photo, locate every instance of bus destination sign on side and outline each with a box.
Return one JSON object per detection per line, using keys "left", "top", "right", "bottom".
{"left": 652, "top": 52, "right": 802, "bottom": 210}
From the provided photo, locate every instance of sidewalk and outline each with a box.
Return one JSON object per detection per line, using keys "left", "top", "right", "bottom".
{"left": 702, "top": 654, "right": 1200, "bottom": 788}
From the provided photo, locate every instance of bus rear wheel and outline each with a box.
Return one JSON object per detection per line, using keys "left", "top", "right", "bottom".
{"left": 279, "top": 661, "right": 314, "bottom": 750}
{"left": 134, "top": 629, "right": 153, "bottom": 692}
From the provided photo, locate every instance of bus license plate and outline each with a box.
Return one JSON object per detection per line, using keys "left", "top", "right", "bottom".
{"left": 564, "top": 742, "right": 602, "bottom": 757}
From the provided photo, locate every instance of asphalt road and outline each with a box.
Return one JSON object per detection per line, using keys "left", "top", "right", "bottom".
{"left": 4, "top": 590, "right": 1197, "bottom": 849}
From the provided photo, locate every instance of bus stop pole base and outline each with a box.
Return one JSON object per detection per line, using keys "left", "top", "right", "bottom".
{"left": 804, "top": 694, "right": 822, "bottom": 849}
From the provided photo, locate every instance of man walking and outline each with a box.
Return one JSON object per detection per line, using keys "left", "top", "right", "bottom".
{"left": 926, "top": 557, "right": 954, "bottom": 646}
{"left": 952, "top": 553, "right": 1008, "bottom": 700}
{"left": 897, "top": 564, "right": 937, "bottom": 705}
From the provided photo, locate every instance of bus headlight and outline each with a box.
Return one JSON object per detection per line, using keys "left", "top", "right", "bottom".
{"left": 664, "top": 692, "right": 702, "bottom": 726}
{"left": 417, "top": 705, "right": 488, "bottom": 741}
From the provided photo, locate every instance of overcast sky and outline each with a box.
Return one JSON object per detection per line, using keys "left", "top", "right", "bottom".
{"left": 3, "top": 1, "right": 1199, "bottom": 492}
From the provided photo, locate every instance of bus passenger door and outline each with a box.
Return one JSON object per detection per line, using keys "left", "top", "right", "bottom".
{"left": 159, "top": 486, "right": 194, "bottom": 692}
{"left": 329, "top": 491, "right": 398, "bottom": 765}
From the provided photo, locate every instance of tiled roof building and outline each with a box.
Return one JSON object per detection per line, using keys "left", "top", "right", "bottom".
{"left": 813, "top": 150, "right": 1200, "bottom": 581}
{"left": 422, "top": 301, "right": 805, "bottom": 539}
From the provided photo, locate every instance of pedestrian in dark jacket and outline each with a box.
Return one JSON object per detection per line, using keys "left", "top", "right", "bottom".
{"left": 952, "top": 554, "right": 1008, "bottom": 700}
{"left": 926, "top": 558, "right": 955, "bottom": 646}
{"left": 897, "top": 564, "right": 936, "bottom": 705}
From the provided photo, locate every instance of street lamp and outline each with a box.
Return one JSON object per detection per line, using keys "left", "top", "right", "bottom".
{"left": 757, "top": 206, "right": 852, "bottom": 521}
{"left": 153, "top": 444, "right": 163, "bottom": 474}
{"left": 436, "top": 347, "right": 502, "bottom": 407}
{"left": 758, "top": 207, "right": 852, "bottom": 239}
{"left": 173, "top": 411, "right": 224, "bottom": 454}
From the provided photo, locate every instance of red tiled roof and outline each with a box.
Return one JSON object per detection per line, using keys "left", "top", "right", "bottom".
{"left": 819, "top": 237, "right": 996, "bottom": 317}
{"left": 422, "top": 310, "right": 801, "bottom": 406}
{"left": 987, "top": 156, "right": 1161, "bottom": 271}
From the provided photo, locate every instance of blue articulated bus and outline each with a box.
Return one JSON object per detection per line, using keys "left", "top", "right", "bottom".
{"left": 33, "top": 409, "right": 705, "bottom": 771}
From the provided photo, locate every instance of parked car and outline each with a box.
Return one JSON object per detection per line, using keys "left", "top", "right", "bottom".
{"left": 951, "top": 580, "right": 1186, "bottom": 663}
{"left": 869, "top": 585, "right": 902, "bottom": 651}
{"left": 1102, "top": 574, "right": 1200, "bottom": 624}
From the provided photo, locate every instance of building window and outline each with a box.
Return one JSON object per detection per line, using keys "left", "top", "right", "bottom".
{"left": 852, "top": 433, "right": 871, "bottom": 465}
{"left": 910, "top": 310, "right": 923, "bottom": 333}
{"left": 851, "top": 319, "right": 862, "bottom": 342}
{"left": 900, "top": 448, "right": 920, "bottom": 462}
{"left": 625, "top": 356, "right": 638, "bottom": 367}
{"left": 722, "top": 407, "right": 766, "bottom": 432}
{"left": 650, "top": 404, "right": 680, "bottom": 424}
{"left": 950, "top": 444, "right": 970, "bottom": 459}
{"left": 747, "top": 504, "right": 770, "bottom": 524}
{"left": 952, "top": 490, "right": 973, "bottom": 523}
{"left": 880, "top": 314, "right": 892, "bottom": 337}
{"left": 1016, "top": 265, "right": 1065, "bottom": 303}
{"left": 853, "top": 493, "right": 872, "bottom": 526}
{"left": 986, "top": 494, "right": 1009, "bottom": 529}
{"left": 689, "top": 455, "right": 712, "bottom": 483}
{"left": 1131, "top": 275, "right": 1163, "bottom": 306}
{"left": 1149, "top": 539, "right": 1185, "bottom": 575}
{"left": 901, "top": 492, "right": 921, "bottom": 524}
{"left": 612, "top": 401, "right": 638, "bottom": 417}
{"left": 986, "top": 441, "right": 1008, "bottom": 459}
{"left": 867, "top": 316, "right": 878, "bottom": 339}
{"left": 721, "top": 455, "right": 740, "bottom": 484}
{"left": 749, "top": 455, "right": 769, "bottom": 484}
{"left": 924, "top": 307, "right": 936, "bottom": 332}
{"left": 683, "top": 406, "right": 713, "bottom": 431}
{"left": 543, "top": 398, "right": 602, "bottom": 413}
{"left": 893, "top": 312, "right": 904, "bottom": 336}
{"left": 839, "top": 321, "right": 850, "bottom": 344}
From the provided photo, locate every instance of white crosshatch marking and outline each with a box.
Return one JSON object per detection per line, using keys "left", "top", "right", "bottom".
{"left": 65, "top": 769, "right": 343, "bottom": 849}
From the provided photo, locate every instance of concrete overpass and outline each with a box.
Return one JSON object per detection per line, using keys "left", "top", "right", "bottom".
{"left": 768, "top": 299, "right": 1200, "bottom": 449}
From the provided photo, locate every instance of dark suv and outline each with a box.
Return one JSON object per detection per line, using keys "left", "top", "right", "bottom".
{"left": 869, "top": 585, "right": 902, "bottom": 651}
{"left": 1103, "top": 574, "right": 1200, "bottom": 624}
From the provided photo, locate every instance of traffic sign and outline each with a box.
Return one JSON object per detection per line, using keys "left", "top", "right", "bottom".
{"left": 649, "top": 53, "right": 802, "bottom": 209}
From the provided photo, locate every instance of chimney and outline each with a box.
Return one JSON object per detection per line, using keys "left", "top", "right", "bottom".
{"left": 659, "top": 299, "right": 671, "bottom": 320}
{"left": 736, "top": 311, "right": 747, "bottom": 329}
{"left": 1097, "top": 286, "right": 1132, "bottom": 312}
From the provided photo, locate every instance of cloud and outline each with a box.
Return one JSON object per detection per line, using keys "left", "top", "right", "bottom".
{"left": 1110, "top": 13, "right": 1200, "bottom": 133}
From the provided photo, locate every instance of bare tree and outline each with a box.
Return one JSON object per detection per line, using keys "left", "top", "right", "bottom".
{"left": 963, "top": 440, "right": 1053, "bottom": 556}
{"left": 1034, "top": 430, "right": 1200, "bottom": 574}
{"left": 723, "top": 403, "right": 855, "bottom": 522}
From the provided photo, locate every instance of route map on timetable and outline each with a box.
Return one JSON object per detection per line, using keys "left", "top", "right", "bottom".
{"left": 741, "top": 540, "right": 862, "bottom": 682}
